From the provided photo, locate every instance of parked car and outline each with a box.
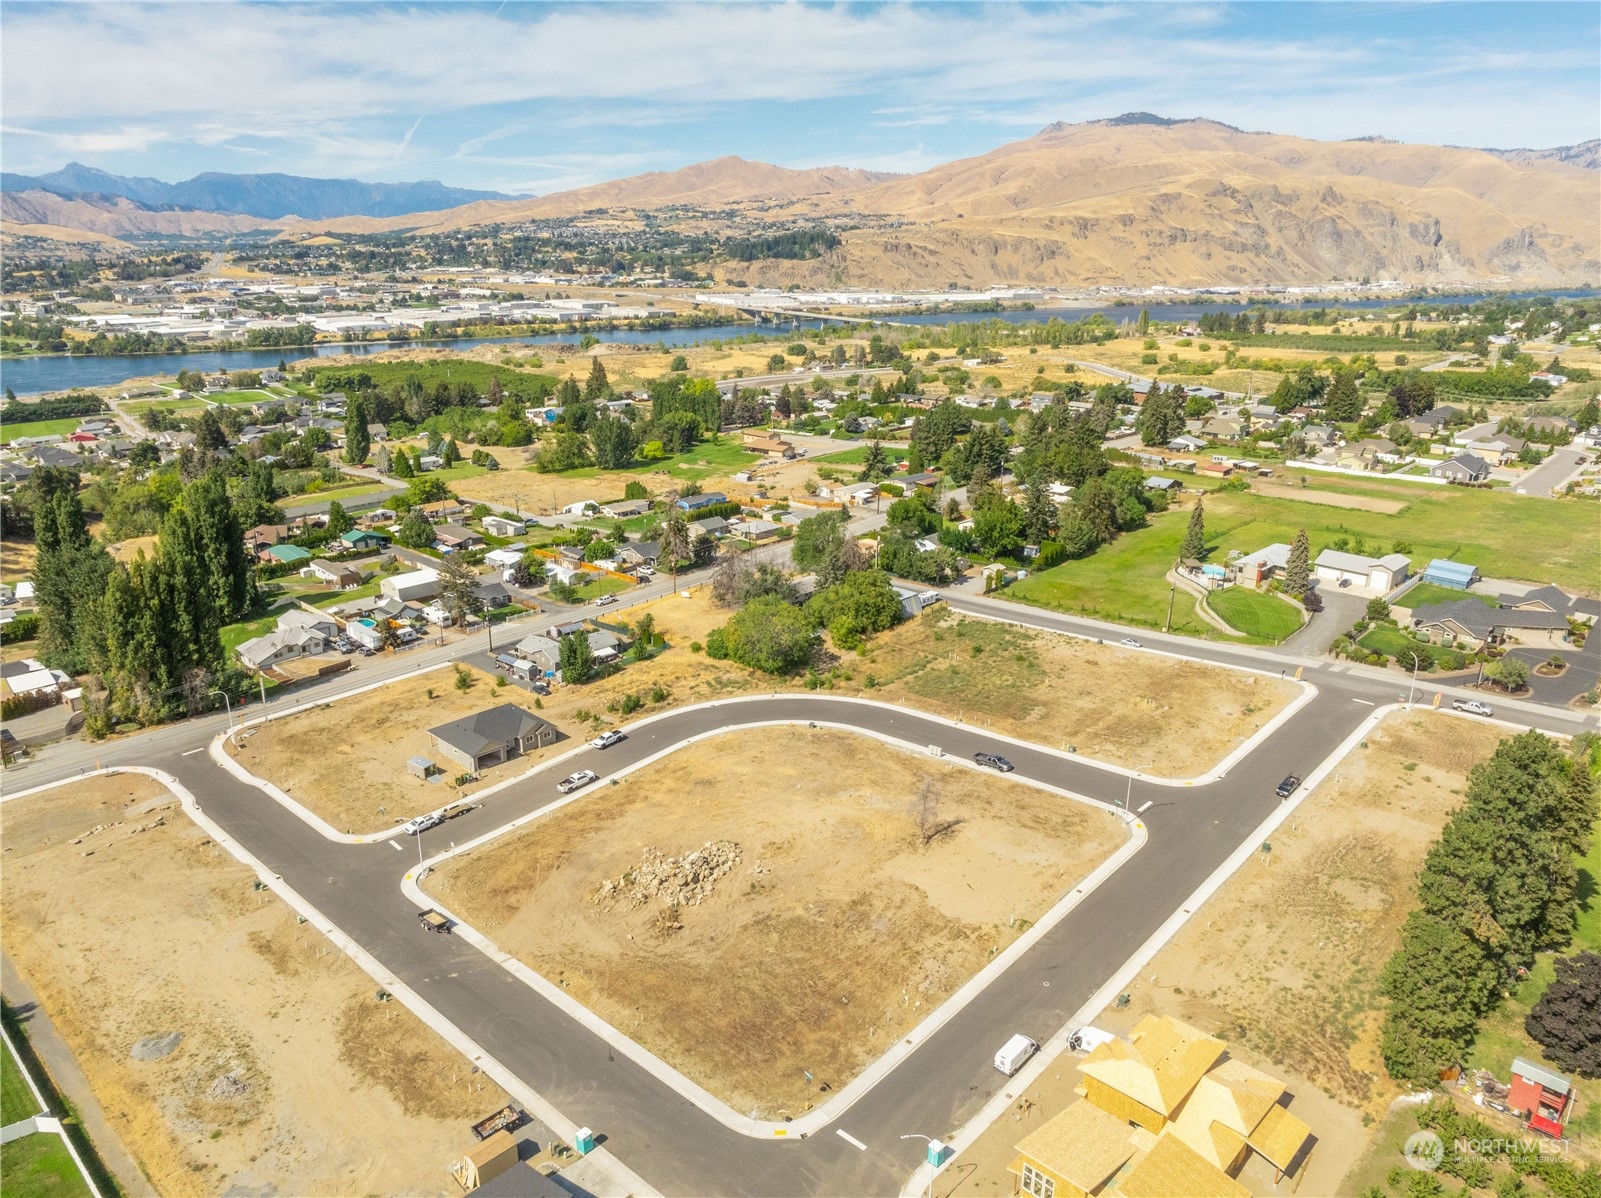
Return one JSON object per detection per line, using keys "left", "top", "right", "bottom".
{"left": 403, "top": 812, "right": 443, "bottom": 835}
{"left": 557, "top": 769, "right": 598, "bottom": 794}
{"left": 590, "top": 730, "right": 626, "bottom": 749}
{"left": 974, "top": 752, "right": 1014, "bottom": 772}
{"left": 592, "top": 594, "right": 617, "bottom": 606}
{"left": 1274, "top": 774, "right": 1301, "bottom": 799}
{"left": 1452, "top": 699, "right": 1495, "bottom": 716}
{"left": 334, "top": 636, "right": 354, "bottom": 654}
{"left": 1119, "top": 638, "right": 1143, "bottom": 649}
{"left": 637, "top": 565, "right": 655, "bottom": 577}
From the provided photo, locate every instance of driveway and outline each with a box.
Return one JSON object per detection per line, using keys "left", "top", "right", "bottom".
{"left": 1283, "top": 586, "right": 1364, "bottom": 655}
{"left": 1507, "top": 635, "right": 1600, "bottom": 706}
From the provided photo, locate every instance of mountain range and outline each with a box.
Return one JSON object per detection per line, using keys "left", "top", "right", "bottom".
{"left": 3, "top": 118, "right": 1597, "bottom": 287}
{"left": 0, "top": 163, "right": 514, "bottom": 219}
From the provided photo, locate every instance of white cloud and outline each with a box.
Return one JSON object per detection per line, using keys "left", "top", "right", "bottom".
{"left": 0, "top": 2, "right": 1594, "bottom": 185}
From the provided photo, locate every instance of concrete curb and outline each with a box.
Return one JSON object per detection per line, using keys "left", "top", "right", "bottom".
{"left": 404, "top": 717, "right": 1149, "bottom": 1141}
{"left": 897, "top": 699, "right": 1512, "bottom": 1196}
{"left": 1, "top": 769, "right": 660, "bottom": 1198}
{"left": 205, "top": 667, "right": 1315, "bottom": 846}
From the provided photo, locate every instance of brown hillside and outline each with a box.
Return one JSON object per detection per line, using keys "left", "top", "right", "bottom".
{"left": 285, "top": 157, "right": 896, "bottom": 235}
{"left": 0, "top": 190, "right": 276, "bottom": 237}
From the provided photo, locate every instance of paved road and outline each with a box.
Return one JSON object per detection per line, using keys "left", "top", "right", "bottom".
{"left": 1511, "top": 446, "right": 1589, "bottom": 496}
{"left": 12, "top": 580, "right": 1594, "bottom": 1196}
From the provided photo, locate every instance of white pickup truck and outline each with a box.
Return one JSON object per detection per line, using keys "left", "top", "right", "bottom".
{"left": 1452, "top": 699, "right": 1495, "bottom": 717}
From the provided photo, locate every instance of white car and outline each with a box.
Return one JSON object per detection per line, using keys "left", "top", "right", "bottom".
{"left": 636, "top": 565, "right": 655, "bottom": 577}
{"left": 1452, "top": 699, "right": 1495, "bottom": 717}
{"left": 593, "top": 594, "right": 617, "bottom": 606}
{"left": 557, "top": 769, "right": 599, "bottom": 794}
{"left": 590, "top": 730, "right": 625, "bottom": 749}
{"left": 402, "top": 812, "right": 443, "bottom": 836}
{"left": 1119, "top": 638, "right": 1143, "bottom": 649}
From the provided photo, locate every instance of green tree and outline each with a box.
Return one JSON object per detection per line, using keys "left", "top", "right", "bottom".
{"left": 395, "top": 508, "right": 436, "bottom": 549}
{"left": 325, "top": 500, "right": 354, "bottom": 538}
{"left": 971, "top": 498, "right": 1026, "bottom": 558}
{"left": 1057, "top": 507, "right": 1102, "bottom": 558}
{"left": 195, "top": 408, "right": 228, "bottom": 451}
{"left": 534, "top": 430, "right": 592, "bottom": 472}
{"left": 584, "top": 356, "right": 610, "bottom": 401}
{"left": 1023, "top": 481, "right": 1056, "bottom": 543}
{"left": 1180, "top": 496, "right": 1206, "bottom": 560}
{"left": 859, "top": 438, "right": 893, "bottom": 482}
{"left": 791, "top": 510, "right": 862, "bottom": 585}
{"left": 1486, "top": 657, "right": 1530, "bottom": 692}
{"left": 1323, "top": 370, "right": 1363, "bottom": 422}
{"left": 559, "top": 628, "right": 596, "bottom": 684}
{"left": 1380, "top": 911, "right": 1499, "bottom": 1085}
{"left": 806, "top": 570, "right": 903, "bottom": 650}
{"left": 589, "top": 416, "right": 636, "bottom": 469}
{"left": 657, "top": 511, "right": 692, "bottom": 587}
{"left": 716, "top": 595, "right": 814, "bottom": 673}
{"left": 1283, "top": 528, "right": 1311, "bottom": 597}
{"left": 391, "top": 447, "right": 414, "bottom": 478}
{"left": 441, "top": 437, "right": 461, "bottom": 466}
{"left": 343, "top": 395, "right": 370, "bottom": 465}
{"left": 436, "top": 552, "right": 482, "bottom": 626}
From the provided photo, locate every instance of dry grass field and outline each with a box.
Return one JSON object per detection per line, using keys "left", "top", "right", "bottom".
{"left": 859, "top": 607, "right": 1298, "bottom": 777}
{"left": 0, "top": 773, "right": 509, "bottom": 1197}
{"left": 424, "top": 727, "right": 1126, "bottom": 1117}
{"left": 230, "top": 595, "right": 1297, "bottom": 835}
{"left": 1113, "top": 709, "right": 1505, "bottom": 1119}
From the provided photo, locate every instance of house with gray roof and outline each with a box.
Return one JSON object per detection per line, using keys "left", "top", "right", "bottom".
{"left": 1429, "top": 453, "right": 1491, "bottom": 483}
{"left": 427, "top": 704, "right": 558, "bottom": 772}
{"left": 1411, "top": 599, "right": 1572, "bottom": 650}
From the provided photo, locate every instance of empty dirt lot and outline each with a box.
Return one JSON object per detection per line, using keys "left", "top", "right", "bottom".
{"left": 1111, "top": 709, "right": 1507, "bottom": 1120}
{"left": 860, "top": 607, "right": 1299, "bottom": 777}
{"left": 424, "top": 726, "right": 1127, "bottom": 1118}
{"left": 0, "top": 773, "right": 508, "bottom": 1197}
{"left": 228, "top": 662, "right": 552, "bottom": 831}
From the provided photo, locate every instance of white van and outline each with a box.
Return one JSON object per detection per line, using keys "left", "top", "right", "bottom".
{"left": 994, "top": 1033, "right": 1039, "bottom": 1076}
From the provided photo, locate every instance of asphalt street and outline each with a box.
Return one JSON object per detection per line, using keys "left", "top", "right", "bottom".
{"left": 14, "top": 592, "right": 1593, "bottom": 1196}
{"left": 9, "top": 551, "right": 1596, "bottom": 1196}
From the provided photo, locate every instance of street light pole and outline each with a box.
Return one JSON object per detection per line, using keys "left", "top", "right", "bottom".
{"left": 207, "top": 689, "right": 234, "bottom": 731}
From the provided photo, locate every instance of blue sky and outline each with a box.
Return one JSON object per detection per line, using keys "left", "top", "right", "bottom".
{"left": 3, "top": 2, "right": 1597, "bottom": 195}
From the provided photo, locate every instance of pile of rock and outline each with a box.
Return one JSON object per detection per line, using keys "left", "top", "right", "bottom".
{"left": 593, "top": 841, "right": 742, "bottom": 911}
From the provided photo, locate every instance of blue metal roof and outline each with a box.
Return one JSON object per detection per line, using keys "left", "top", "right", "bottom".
{"left": 1422, "top": 559, "right": 1478, "bottom": 586}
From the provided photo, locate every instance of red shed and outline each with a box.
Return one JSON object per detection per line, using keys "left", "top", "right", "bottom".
{"left": 1509, "top": 1057, "right": 1572, "bottom": 1138}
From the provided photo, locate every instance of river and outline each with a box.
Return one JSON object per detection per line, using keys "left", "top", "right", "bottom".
{"left": 2, "top": 288, "right": 1593, "bottom": 397}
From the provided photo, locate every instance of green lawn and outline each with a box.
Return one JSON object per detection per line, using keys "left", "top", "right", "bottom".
{"left": 0, "top": 1133, "right": 90, "bottom": 1198}
{"left": 279, "top": 482, "right": 394, "bottom": 507}
{"left": 303, "top": 578, "right": 381, "bottom": 609}
{"left": 1397, "top": 581, "right": 1497, "bottom": 610}
{"left": 535, "top": 437, "right": 763, "bottom": 483}
{"left": 1010, "top": 483, "right": 1596, "bottom": 641}
{"left": 813, "top": 445, "right": 906, "bottom": 466}
{"left": 1, "top": 419, "right": 82, "bottom": 443}
{"left": 569, "top": 575, "right": 633, "bottom": 602}
{"left": 1575, "top": 820, "right": 1601, "bottom": 955}
{"left": 204, "top": 389, "right": 279, "bottom": 406}
{"left": 1207, "top": 586, "right": 1304, "bottom": 641}
{"left": 1356, "top": 623, "right": 1469, "bottom": 670}
{"left": 1, "top": 1037, "right": 41, "bottom": 1125}
{"left": 419, "top": 463, "right": 488, "bottom": 485}
{"left": 220, "top": 610, "right": 285, "bottom": 656}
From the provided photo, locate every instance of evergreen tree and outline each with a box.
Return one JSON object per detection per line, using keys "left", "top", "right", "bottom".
{"left": 436, "top": 553, "right": 482, "bottom": 626}
{"left": 1381, "top": 911, "right": 1499, "bottom": 1085}
{"left": 343, "top": 396, "right": 370, "bottom": 465}
{"left": 182, "top": 470, "right": 253, "bottom": 621}
{"left": 195, "top": 408, "right": 228, "bottom": 451}
{"left": 1180, "top": 496, "right": 1206, "bottom": 560}
{"left": 326, "top": 500, "right": 354, "bottom": 538}
{"left": 1283, "top": 528, "right": 1311, "bottom": 597}
{"left": 559, "top": 628, "right": 596, "bottom": 684}
{"left": 31, "top": 475, "right": 114, "bottom": 674}
{"left": 583, "top": 357, "right": 609, "bottom": 401}
{"left": 1323, "top": 370, "right": 1363, "bottom": 422}
{"left": 391, "top": 447, "right": 414, "bottom": 478}
{"left": 396, "top": 508, "right": 436, "bottom": 549}
{"left": 588, "top": 416, "right": 636, "bottom": 470}
{"left": 858, "top": 439, "right": 892, "bottom": 482}
{"left": 442, "top": 437, "right": 461, "bottom": 466}
{"left": 1024, "top": 481, "right": 1056, "bottom": 543}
